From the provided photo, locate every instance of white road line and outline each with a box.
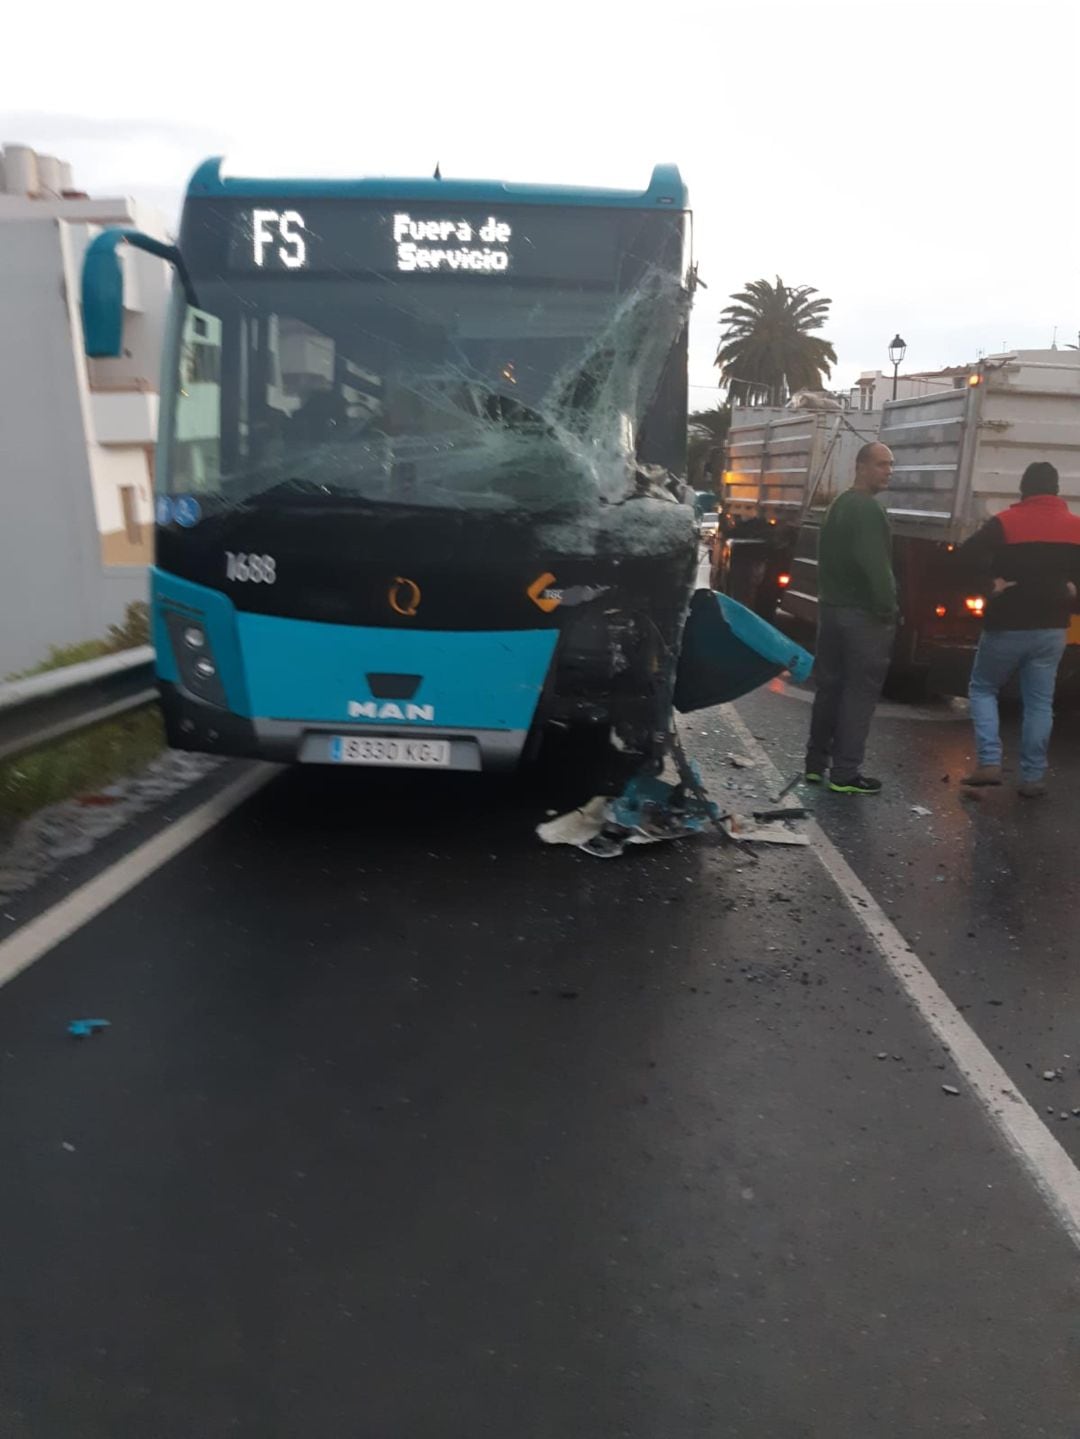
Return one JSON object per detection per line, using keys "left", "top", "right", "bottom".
{"left": 722, "top": 703, "right": 1080, "bottom": 1252}
{"left": 0, "top": 764, "right": 277, "bottom": 993}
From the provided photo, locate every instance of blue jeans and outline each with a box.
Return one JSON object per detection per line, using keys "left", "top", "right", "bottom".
{"left": 968, "top": 628, "right": 1067, "bottom": 782}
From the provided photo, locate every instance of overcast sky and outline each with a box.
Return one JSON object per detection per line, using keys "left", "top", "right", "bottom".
{"left": 4, "top": 0, "right": 1077, "bottom": 403}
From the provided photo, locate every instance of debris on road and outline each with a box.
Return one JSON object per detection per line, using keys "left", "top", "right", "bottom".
{"left": 911, "top": 805, "right": 933, "bottom": 818}
{"left": 535, "top": 796, "right": 610, "bottom": 849}
{"left": 67, "top": 1019, "right": 110, "bottom": 1039}
{"left": 538, "top": 724, "right": 748, "bottom": 859}
{"left": 537, "top": 771, "right": 720, "bottom": 859}
{"left": 75, "top": 787, "right": 124, "bottom": 807}
{"left": 773, "top": 772, "right": 805, "bottom": 802}
{"left": 942, "top": 1084, "right": 960, "bottom": 1096}
{"left": 728, "top": 754, "right": 756, "bottom": 769}
{"left": 1042, "top": 1070, "right": 1059, "bottom": 1081}
{"left": 722, "top": 814, "right": 810, "bottom": 846}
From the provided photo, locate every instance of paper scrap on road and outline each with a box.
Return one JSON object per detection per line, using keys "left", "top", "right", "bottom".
{"left": 722, "top": 814, "right": 810, "bottom": 846}
{"left": 911, "top": 805, "right": 933, "bottom": 817}
{"left": 535, "top": 797, "right": 610, "bottom": 849}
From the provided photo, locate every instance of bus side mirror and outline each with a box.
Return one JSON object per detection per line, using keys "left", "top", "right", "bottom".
{"left": 82, "top": 228, "right": 195, "bottom": 358}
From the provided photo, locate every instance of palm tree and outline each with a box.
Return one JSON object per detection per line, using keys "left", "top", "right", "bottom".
{"left": 715, "top": 277, "right": 838, "bottom": 405}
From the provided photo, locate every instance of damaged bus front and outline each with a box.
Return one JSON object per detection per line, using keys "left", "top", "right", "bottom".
{"left": 82, "top": 160, "right": 697, "bottom": 773}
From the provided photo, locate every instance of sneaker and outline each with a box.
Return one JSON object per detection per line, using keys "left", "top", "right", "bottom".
{"left": 828, "top": 774, "right": 883, "bottom": 795}
{"left": 962, "top": 765, "right": 1003, "bottom": 787}
{"left": 1018, "top": 780, "right": 1047, "bottom": 799}
{"left": 805, "top": 770, "right": 825, "bottom": 785}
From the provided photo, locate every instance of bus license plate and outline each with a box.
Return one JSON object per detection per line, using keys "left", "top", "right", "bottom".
{"left": 330, "top": 736, "right": 451, "bottom": 768}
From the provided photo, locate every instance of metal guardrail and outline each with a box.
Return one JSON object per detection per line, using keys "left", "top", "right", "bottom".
{"left": 0, "top": 647, "right": 157, "bottom": 763}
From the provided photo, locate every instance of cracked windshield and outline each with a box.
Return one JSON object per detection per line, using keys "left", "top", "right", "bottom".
{"left": 7, "top": 3, "right": 1080, "bottom": 1431}
{"left": 165, "top": 201, "right": 689, "bottom": 521}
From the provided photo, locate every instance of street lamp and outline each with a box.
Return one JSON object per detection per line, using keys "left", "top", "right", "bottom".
{"left": 888, "top": 333, "right": 907, "bottom": 401}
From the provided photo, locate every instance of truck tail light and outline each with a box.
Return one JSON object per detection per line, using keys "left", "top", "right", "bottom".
{"left": 778, "top": 573, "right": 791, "bottom": 588}
{"left": 935, "top": 605, "right": 947, "bottom": 618}
{"left": 964, "top": 596, "right": 985, "bottom": 615}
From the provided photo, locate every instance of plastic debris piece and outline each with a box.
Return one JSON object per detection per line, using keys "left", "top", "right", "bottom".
{"left": 911, "top": 805, "right": 933, "bottom": 817}
{"left": 774, "top": 773, "right": 805, "bottom": 802}
{"left": 609, "top": 772, "right": 720, "bottom": 840}
{"left": 67, "top": 1019, "right": 110, "bottom": 1039}
{"left": 728, "top": 754, "right": 756, "bottom": 770}
{"left": 941, "top": 1084, "right": 960, "bottom": 1096}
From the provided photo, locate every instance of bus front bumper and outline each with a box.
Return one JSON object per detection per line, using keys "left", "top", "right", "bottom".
{"left": 159, "top": 683, "right": 529, "bottom": 772}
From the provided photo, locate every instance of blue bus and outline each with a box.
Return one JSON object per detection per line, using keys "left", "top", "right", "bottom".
{"left": 82, "top": 160, "right": 697, "bottom": 774}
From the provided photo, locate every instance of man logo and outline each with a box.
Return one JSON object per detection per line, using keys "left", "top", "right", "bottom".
{"left": 348, "top": 701, "right": 435, "bottom": 722}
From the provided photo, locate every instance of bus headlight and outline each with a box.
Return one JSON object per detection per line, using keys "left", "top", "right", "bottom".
{"left": 164, "top": 610, "right": 227, "bottom": 707}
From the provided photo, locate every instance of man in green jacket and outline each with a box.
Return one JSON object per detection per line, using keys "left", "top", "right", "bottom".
{"left": 805, "top": 442, "right": 897, "bottom": 795}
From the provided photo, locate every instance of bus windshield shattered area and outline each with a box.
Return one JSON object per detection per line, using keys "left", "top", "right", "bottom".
{"left": 163, "top": 202, "right": 691, "bottom": 533}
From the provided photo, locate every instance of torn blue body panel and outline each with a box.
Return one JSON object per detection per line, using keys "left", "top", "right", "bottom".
{"left": 673, "top": 590, "right": 813, "bottom": 712}
{"left": 537, "top": 767, "right": 721, "bottom": 858}
{"left": 609, "top": 770, "right": 719, "bottom": 838}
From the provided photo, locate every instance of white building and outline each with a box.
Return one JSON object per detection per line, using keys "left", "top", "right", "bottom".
{"left": 849, "top": 366, "right": 969, "bottom": 413}
{"left": 0, "top": 143, "right": 170, "bottom": 673}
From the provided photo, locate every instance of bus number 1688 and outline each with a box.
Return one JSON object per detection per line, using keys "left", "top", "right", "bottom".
{"left": 226, "top": 552, "right": 277, "bottom": 584}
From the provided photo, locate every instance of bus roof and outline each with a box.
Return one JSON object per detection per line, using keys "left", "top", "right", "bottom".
{"left": 185, "top": 157, "right": 688, "bottom": 210}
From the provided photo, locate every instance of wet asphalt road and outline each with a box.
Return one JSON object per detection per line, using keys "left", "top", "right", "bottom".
{"left": 2, "top": 705, "right": 1080, "bottom": 1436}
{"left": 733, "top": 678, "right": 1080, "bottom": 1159}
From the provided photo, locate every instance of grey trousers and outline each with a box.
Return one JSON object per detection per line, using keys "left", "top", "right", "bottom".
{"left": 806, "top": 606, "right": 895, "bottom": 781}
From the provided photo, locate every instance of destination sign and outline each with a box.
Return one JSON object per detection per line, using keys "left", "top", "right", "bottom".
{"left": 206, "top": 200, "right": 655, "bottom": 283}
{"left": 245, "top": 208, "right": 515, "bottom": 276}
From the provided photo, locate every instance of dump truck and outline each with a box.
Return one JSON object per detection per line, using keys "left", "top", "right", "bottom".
{"left": 712, "top": 350, "right": 1080, "bottom": 693}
